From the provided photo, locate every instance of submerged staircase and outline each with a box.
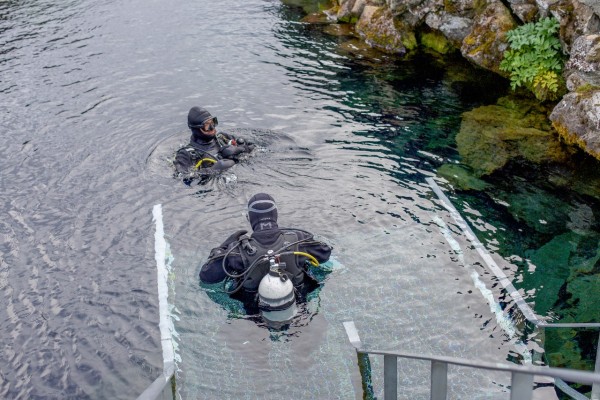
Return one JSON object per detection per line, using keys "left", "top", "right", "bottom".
{"left": 343, "top": 320, "right": 600, "bottom": 400}
{"left": 139, "top": 182, "right": 600, "bottom": 399}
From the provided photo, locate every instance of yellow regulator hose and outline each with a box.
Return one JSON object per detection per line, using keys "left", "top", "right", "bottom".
{"left": 195, "top": 158, "right": 217, "bottom": 169}
{"left": 293, "top": 251, "right": 319, "bottom": 266}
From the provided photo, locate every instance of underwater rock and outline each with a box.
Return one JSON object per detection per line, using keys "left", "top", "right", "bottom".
{"left": 420, "top": 30, "right": 455, "bottom": 54}
{"left": 523, "top": 232, "right": 578, "bottom": 315}
{"left": 301, "top": 12, "right": 334, "bottom": 24}
{"left": 322, "top": 23, "right": 356, "bottom": 37}
{"left": 456, "top": 96, "right": 572, "bottom": 177}
{"left": 532, "top": 231, "right": 600, "bottom": 371}
{"left": 281, "top": 0, "right": 336, "bottom": 15}
{"left": 499, "top": 183, "right": 572, "bottom": 235}
{"left": 523, "top": 230, "right": 600, "bottom": 315}
{"left": 436, "top": 163, "right": 490, "bottom": 191}
{"left": 336, "top": 37, "right": 391, "bottom": 61}
{"left": 546, "top": 335, "right": 592, "bottom": 370}
{"left": 564, "top": 273, "right": 600, "bottom": 323}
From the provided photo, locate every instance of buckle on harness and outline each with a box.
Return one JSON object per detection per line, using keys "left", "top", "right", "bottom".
{"left": 240, "top": 236, "right": 257, "bottom": 255}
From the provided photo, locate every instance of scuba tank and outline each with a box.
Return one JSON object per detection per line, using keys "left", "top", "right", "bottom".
{"left": 257, "top": 250, "right": 297, "bottom": 325}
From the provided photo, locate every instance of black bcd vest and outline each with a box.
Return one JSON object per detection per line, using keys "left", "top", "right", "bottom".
{"left": 239, "top": 231, "right": 305, "bottom": 291}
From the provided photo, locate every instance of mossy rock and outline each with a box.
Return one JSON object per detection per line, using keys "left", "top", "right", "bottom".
{"left": 456, "top": 96, "right": 571, "bottom": 177}
{"left": 420, "top": 31, "right": 454, "bottom": 55}
{"left": 300, "top": 12, "right": 333, "bottom": 24}
{"left": 522, "top": 231, "right": 600, "bottom": 319}
{"left": 546, "top": 337, "right": 592, "bottom": 370}
{"left": 356, "top": 6, "right": 416, "bottom": 55}
{"left": 521, "top": 233, "right": 574, "bottom": 315}
{"left": 437, "top": 163, "right": 490, "bottom": 191}
{"left": 564, "top": 274, "right": 600, "bottom": 322}
{"left": 323, "top": 23, "right": 356, "bottom": 37}
{"left": 461, "top": 1, "right": 517, "bottom": 75}
{"left": 280, "top": 0, "right": 336, "bottom": 14}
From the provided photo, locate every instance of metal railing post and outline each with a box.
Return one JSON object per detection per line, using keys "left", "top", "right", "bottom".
{"left": 384, "top": 354, "right": 397, "bottom": 399}
{"left": 431, "top": 360, "right": 448, "bottom": 400}
{"left": 592, "top": 331, "right": 600, "bottom": 400}
{"left": 509, "top": 371, "right": 533, "bottom": 400}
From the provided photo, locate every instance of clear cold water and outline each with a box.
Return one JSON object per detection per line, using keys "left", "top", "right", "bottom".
{"left": 1, "top": 0, "right": 596, "bottom": 399}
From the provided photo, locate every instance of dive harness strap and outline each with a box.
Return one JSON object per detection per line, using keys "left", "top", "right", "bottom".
{"left": 258, "top": 296, "right": 296, "bottom": 312}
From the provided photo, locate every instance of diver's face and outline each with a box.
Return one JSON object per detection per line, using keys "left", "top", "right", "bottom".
{"left": 200, "top": 118, "right": 217, "bottom": 136}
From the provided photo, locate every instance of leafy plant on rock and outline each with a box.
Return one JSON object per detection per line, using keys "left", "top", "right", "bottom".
{"left": 500, "top": 17, "right": 566, "bottom": 101}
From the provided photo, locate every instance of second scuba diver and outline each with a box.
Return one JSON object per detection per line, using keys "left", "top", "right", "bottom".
{"left": 174, "top": 106, "right": 255, "bottom": 177}
{"left": 200, "top": 193, "right": 333, "bottom": 321}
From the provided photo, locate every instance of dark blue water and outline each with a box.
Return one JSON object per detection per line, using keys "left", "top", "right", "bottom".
{"left": 1, "top": 0, "right": 597, "bottom": 399}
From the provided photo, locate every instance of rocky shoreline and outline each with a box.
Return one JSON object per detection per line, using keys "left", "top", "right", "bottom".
{"left": 291, "top": 0, "right": 600, "bottom": 162}
{"left": 283, "top": 0, "right": 600, "bottom": 379}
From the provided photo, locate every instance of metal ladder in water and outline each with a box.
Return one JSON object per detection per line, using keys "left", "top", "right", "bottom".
{"left": 337, "top": 178, "right": 600, "bottom": 400}
{"left": 138, "top": 183, "right": 600, "bottom": 400}
{"left": 343, "top": 320, "right": 600, "bottom": 400}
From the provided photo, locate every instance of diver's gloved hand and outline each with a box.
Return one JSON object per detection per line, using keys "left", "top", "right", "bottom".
{"left": 220, "top": 144, "right": 246, "bottom": 159}
{"left": 222, "top": 229, "right": 248, "bottom": 247}
{"left": 210, "top": 158, "right": 235, "bottom": 171}
{"left": 236, "top": 138, "right": 255, "bottom": 153}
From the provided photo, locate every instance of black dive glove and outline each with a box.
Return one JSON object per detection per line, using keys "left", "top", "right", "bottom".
{"left": 220, "top": 144, "right": 245, "bottom": 160}
{"left": 236, "top": 138, "right": 255, "bottom": 153}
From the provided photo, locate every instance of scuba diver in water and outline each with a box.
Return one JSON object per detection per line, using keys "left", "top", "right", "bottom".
{"left": 174, "top": 106, "right": 255, "bottom": 177}
{"left": 200, "top": 193, "right": 333, "bottom": 325}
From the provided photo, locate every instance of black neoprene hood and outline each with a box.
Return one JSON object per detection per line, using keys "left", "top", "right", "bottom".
{"left": 187, "top": 106, "right": 213, "bottom": 128}
{"left": 247, "top": 193, "right": 278, "bottom": 231}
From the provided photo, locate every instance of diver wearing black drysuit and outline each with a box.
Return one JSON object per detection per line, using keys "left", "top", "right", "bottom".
{"left": 199, "top": 193, "right": 332, "bottom": 303}
{"left": 174, "top": 106, "right": 254, "bottom": 175}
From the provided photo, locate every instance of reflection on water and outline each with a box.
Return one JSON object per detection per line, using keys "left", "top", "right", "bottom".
{"left": 0, "top": 0, "right": 597, "bottom": 398}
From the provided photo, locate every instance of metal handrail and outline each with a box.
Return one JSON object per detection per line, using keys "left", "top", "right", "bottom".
{"left": 138, "top": 205, "right": 177, "bottom": 400}
{"left": 426, "top": 178, "right": 600, "bottom": 398}
{"left": 136, "top": 362, "right": 176, "bottom": 400}
{"left": 344, "top": 321, "right": 600, "bottom": 400}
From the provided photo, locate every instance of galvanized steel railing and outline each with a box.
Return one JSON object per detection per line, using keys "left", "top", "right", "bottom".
{"left": 419, "top": 178, "right": 600, "bottom": 399}
{"left": 344, "top": 321, "right": 600, "bottom": 400}
{"left": 136, "top": 362, "right": 176, "bottom": 400}
{"left": 137, "top": 205, "right": 177, "bottom": 400}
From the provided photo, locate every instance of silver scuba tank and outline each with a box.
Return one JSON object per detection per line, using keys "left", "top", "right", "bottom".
{"left": 257, "top": 252, "right": 297, "bottom": 324}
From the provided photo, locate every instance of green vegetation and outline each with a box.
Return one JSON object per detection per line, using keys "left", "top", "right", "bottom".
{"left": 500, "top": 17, "right": 566, "bottom": 101}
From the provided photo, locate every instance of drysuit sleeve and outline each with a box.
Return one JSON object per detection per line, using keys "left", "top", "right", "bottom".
{"left": 296, "top": 231, "right": 333, "bottom": 264}
{"left": 174, "top": 148, "right": 194, "bottom": 174}
{"left": 199, "top": 230, "right": 248, "bottom": 283}
{"left": 207, "top": 159, "right": 235, "bottom": 171}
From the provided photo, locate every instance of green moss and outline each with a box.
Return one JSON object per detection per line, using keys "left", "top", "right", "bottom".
{"left": 553, "top": 121, "right": 600, "bottom": 161}
{"left": 338, "top": 14, "right": 358, "bottom": 24}
{"left": 420, "top": 31, "right": 453, "bottom": 54}
{"left": 457, "top": 96, "right": 571, "bottom": 176}
{"left": 576, "top": 83, "right": 600, "bottom": 95}
{"left": 444, "top": 0, "right": 457, "bottom": 14}
{"left": 402, "top": 32, "right": 417, "bottom": 50}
